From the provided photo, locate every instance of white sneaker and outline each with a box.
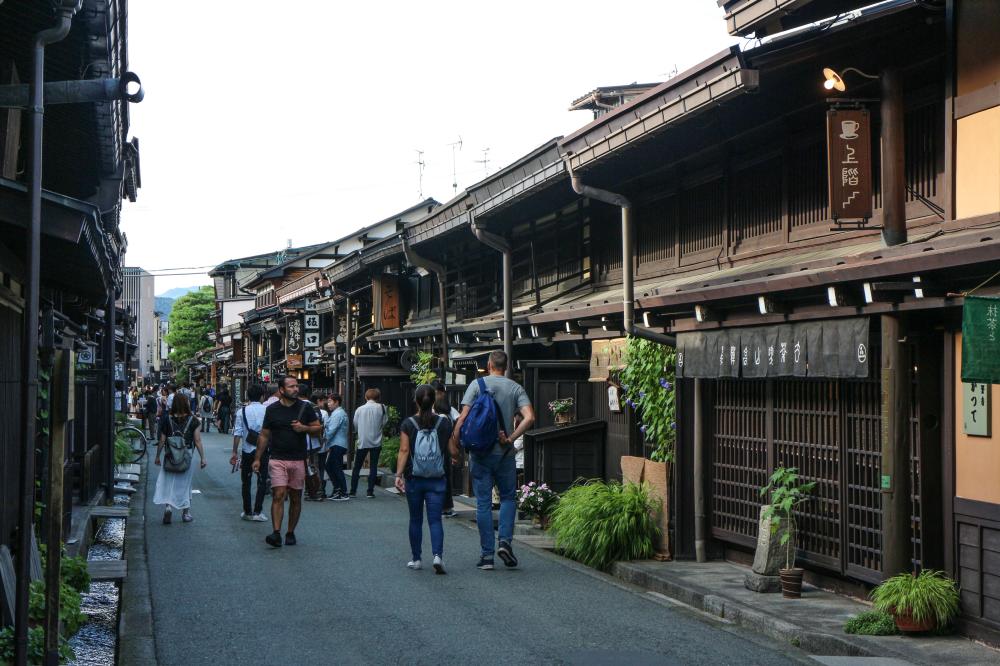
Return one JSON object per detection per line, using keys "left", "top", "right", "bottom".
{"left": 433, "top": 555, "right": 445, "bottom": 575}
{"left": 251, "top": 513, "right": 268, "bottom": 522}
{"left": 240, "top": 512, "right": 252, "bottom": 521}
{"left": 407, "top": 560, "right": 422, "bottom": 570}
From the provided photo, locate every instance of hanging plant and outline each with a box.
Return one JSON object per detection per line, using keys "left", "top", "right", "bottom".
{"left": 618, "top": 336, "right": 676, "bottom": 462}
{"left": 409, "top": 350, "right": 437, "bottom": 385}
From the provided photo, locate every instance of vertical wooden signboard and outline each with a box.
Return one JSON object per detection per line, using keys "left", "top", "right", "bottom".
{"left": 827, "top": 108, "right": 873, "bottom": 222}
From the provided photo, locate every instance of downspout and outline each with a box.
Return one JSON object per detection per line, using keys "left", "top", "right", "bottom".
{"left": 401, "top": 236, "right": 450, "bottom": 381}
{"left": 16, "top": 5, "right": 77, "bottom": 665}
{"left": 566, "top": 163, "right": 675, "bottom": 346}
{"left": 470, "top": 211, "right": 513, "bottom": 377}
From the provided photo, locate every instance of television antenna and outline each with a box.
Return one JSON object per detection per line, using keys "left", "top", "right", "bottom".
{"left": 475, "top": 147, "right": 490, "bottom": 176}
{"left": 414, "top": 149, "right": 426, "bottom": 198}
{"left": 447, "top": 136, "right": 463, "bottom": 195}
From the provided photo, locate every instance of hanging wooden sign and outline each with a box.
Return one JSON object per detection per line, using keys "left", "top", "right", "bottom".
{"left": 827, "top": 108, "right": 873, "bottom": 222}
{"left": 962, "top": 296, "right": 1000, "bottom": 383}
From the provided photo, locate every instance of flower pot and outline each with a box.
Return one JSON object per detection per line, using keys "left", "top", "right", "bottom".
{"left": 779, "top": 567, "right": 804, "bottom": 598}
{"left": 536, "top": 514, "right": 551, "bottom": 530}
{"left": 554, "top": 412, "right": 575, "bottom": 426}
{"left": 892, "top": 609, "right": 937, "bottom": 634}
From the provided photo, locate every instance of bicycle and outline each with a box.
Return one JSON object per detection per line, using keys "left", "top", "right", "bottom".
{"left": 116, "top": 423, "right": 150, "bottom": 464}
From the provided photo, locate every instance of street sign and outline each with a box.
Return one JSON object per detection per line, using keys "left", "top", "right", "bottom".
{"left": 827, "top": 108, "right": 873, "bottom": 221}
{"left": 304, "top": 314, "right": 320, "bottom": 330}
{"left": 305, "top": 350, "right": 321, "bottom": 366}
{"left": 304, "top": 331, "right": 320, "bottom": 348}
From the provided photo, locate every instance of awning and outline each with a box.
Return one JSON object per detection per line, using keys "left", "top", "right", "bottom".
{"left": 677, "top": 318, "right": 870, "bottom": 379}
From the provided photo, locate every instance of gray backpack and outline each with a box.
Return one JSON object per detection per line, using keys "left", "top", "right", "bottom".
{"left": 409, "top": 416, "right": 446, "bottom": 478}
{"left": 163, "top": 416, "right": 194, "bottom": 473}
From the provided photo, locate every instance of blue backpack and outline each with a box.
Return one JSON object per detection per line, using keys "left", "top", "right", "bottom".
{"left": 460, "top": 377, "right": 502, "bottom": 454}
{"left": 409, "top": 416, "right": 446, "bottom": 478}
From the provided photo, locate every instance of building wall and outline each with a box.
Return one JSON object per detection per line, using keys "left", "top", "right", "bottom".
{"left": 954, "top": 333, "right": 1000, "bottom": 504}
{"left": 222, "top": 298, "right": 254, "bottom": 328}
{"left": 117, "top": 267, "right": 155, "bottom": 378}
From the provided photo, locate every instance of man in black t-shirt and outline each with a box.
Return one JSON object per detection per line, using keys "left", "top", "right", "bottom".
{"left": 252, "top": 376, "right": 321, "bottom": 547}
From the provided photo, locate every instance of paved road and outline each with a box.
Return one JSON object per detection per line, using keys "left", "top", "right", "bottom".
{"left": 142, "top": 431, "right": 810, "bottom": 666}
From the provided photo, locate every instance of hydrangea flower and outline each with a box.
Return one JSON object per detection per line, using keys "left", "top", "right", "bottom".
{"left": 670, "top": 421, "right": 676, "bottom": 430}
{"left": 640, "top": 425, "right": 648, "bottom": 434}
{"left": 639, "top": 391, "right": 646, "bottom": 398}
{"left": 659, "top": 378, "right": 672, "bottom": 390}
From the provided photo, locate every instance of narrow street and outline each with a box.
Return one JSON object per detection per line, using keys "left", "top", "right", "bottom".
{"left": 141, "top": 432, "right": 807, "bottom": 666}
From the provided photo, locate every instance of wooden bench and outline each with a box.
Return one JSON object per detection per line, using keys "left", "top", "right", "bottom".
{"left": 90, "top": 506, "right": 130, "bottom": 519}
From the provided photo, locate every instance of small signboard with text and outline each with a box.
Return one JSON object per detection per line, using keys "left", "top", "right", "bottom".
{"left": 286, "top": 316, "right": 303, "bottom": 370}
{"left": 589, "top": 338, "right": 628, "bottom": 382}
{"left": 962, "top": 295, "right": 1000, "bottom": 384}
{"left": 827, "top": 108, "right": 873, "bottom": 222}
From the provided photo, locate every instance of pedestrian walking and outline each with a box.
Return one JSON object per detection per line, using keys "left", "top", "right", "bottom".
{"left": 396, "top": 384, "right": 457, "bottom": 574}
{"left": 323, "top": 394, "right": 350, "bottom": 500}
{"left": 153, "top": 393, "right": 208, "bottom": 525}
{"left": 230, "top": 384, "right": 268, "bottom": 522}
{"left": 350, "top": 388, "right": 388, "bottom": 498}
{"left": 198, "top": 390, "right": 214, "bottom": 433}
{"left": 144, "top": 387, "right": 158, "bottom": 438}
{"left": 252, "top": 375, "right": 322, "bottom": 548}
{"left": 433, "top": 396, "right": 458, "bottom": 518}
{"left": 452, "top": 350, "right": 535, "bottom": 570}
{"left": 215, "top": 385, "right": 233, "bottom": 434}
{"left": 304, "top": 392, "right": 327, "bottom": 502}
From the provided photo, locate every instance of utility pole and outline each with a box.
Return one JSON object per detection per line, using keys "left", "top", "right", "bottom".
{"left": 448, "top": 136, "right": 463, "bottom": 195}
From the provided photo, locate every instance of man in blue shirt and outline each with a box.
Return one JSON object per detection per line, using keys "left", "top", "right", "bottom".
{"left": 323, "top": 394, "right": 350, "bottom": 501}
{"left": 231, "top": 384, "right": 269, "bottom": 521}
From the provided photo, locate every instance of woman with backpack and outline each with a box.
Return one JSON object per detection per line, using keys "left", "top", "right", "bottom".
{"left": 154, "top": 393, "right": 208, "bottom": 524}
{"left": 198, "top": 390, "right": 214, "bottom": 433}
{"left": 395, "top": 384, "right": 458, "bottom": 574}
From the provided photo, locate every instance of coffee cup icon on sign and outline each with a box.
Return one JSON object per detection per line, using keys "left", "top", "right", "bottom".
{"left": 840, "top": 119, "right": 860, "bottom": 140}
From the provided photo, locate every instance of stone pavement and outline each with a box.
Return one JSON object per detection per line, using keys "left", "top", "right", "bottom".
{"left": 128, "top": 432, "right": 813, "bottom": 665}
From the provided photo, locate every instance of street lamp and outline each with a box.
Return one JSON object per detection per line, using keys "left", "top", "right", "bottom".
{"left": 821, "top": 66, "right": 878, "bottom": 92}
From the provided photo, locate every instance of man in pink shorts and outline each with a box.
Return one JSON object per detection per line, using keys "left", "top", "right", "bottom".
{"left": 252, "top": 375, "right": 322, "bottom": 547}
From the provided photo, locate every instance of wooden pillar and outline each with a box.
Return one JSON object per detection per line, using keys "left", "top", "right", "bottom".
{"left": 881, "top": 314, "right": 912, "bottom": 576}
{"left": 44, "top": 349, "right": 70, "bottom": 664}
{"left": 881, "top": 67, "right": 907, "bottom": 247}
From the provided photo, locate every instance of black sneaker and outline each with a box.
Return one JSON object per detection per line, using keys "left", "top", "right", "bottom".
{"left": 265, "top": 531, "right": 282, "bottom": 548}
{"left": 366, "top": 491, "right": 375, "bottom": 498}
{"left": 331, "top": 492, "right": 350, "bottom": 502}
{"left": 476, "top": 557, "right": 494, "bottom": 570}
{"left": 498, "top": 540, "right": 518, "bottom": 568}
{"left": 442, "top": 509, "right": 457, "bottom": 518}
{"left": 284, "top": 532, "right": 297, "bottom": 546}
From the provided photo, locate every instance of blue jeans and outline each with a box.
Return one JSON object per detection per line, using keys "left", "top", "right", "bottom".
{"left": 325, "top": 446, "right": 348, "bottom": 495}
{"left": 471, "top": 451, "right": 516, "bottom": 557}
{"left": 405, "top": 476, "right": 446, "bottom": 560}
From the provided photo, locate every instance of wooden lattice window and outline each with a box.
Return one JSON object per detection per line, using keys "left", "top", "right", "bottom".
{"left": 680, "top": 179, "right": 725, "bottom": 256}
{"left": 636, "top": 196, "right": 677, "bottom": 269}
{"left": 730, "top": 157, "right": 783, "bottom": 243}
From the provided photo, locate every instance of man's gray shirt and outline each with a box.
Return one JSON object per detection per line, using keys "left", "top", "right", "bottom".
{"left": 353, "top": 400, "right": 388, "bottom": 449}
{"left": 461, "top": 375, "right": 531, "bottom": 456}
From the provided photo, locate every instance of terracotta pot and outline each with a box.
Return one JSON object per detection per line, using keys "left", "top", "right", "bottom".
{"left": 892, "top": 609, "right": 937, "bottom": 633}
{"left": 780, "top": 567, "right": 804, "bottom": 599}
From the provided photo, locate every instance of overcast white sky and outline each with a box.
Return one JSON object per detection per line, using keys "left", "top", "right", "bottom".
{"left": 122, "top": 2, "right": 735, "bottom": 295}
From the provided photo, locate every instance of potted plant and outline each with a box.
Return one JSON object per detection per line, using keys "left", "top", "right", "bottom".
{"left": 516, "top": 481, "right": 559, "bottom": 529}
{"left": 871, "top": 570, "right": 960, "bottom": 633}
{"left": 760, "top": 466, "right": 815, "bottom": 598}
{"left": 548, "top": 398, "right": 575, "bottom": 426}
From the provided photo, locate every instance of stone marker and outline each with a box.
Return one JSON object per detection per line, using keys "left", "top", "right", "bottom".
{"left": 744, "top": 505, "right": 790, "bottom": 593}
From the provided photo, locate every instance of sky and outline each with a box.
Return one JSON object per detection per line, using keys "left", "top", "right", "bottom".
{"left": 122, "top": 2, "right": 736, "bottom": 296}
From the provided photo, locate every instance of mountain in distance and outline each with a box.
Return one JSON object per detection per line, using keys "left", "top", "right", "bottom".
{"left": 156, "top": 285, "right": 204, "bottom": 300}
{"left": 154, "top": 297, "right": 174, "bottom": 317}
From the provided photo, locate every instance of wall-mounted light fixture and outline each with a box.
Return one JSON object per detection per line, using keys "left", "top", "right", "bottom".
{"left": 822, "top": 66, "right": 878, "bottom": 92}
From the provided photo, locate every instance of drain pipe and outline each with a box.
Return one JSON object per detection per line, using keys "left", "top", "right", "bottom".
{"left": 470, "top": 212, "right": 513, "bottom": 377}
{"left": 16, "top": 5, "right": 78, "bottom": 665}
{"left": 567, "top": 163, "right": 675, "bottom": 347}
{"left": 402, "top": 236, "right": 449, "bottom": 380}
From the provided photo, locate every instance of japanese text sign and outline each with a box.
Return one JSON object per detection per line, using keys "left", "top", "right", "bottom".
{"left": 962, "top": 296, "right": 1000, "bottom": 384}
{"left": 963, "top": 382, "right": 992, "bottom": 437}
{"left": 827, "top": 108, "right": 873, "bottom": 221}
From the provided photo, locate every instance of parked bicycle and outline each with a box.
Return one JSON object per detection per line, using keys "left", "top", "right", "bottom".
{"left": 116, "top": 422, "right": 150, "bottom": 463}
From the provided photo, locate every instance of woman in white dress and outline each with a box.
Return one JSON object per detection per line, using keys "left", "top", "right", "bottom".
{"left": 153, "top": 393, "right": 207, "bottom": 524}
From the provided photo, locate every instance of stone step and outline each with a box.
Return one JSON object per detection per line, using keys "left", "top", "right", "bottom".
{"left": 88, "top": 559, "right": 127, "bottom": 581}
{"left": 513, "top": 534, "right": 555, "bottom": 550}
{"left": 115, "top": 473, "right": 140, "bottom": 483}
{"left": 112, "top": 485, "right": 136, "bottom": 495}
{"left": 116, "top": 464, "right": 141, "bottom": 476}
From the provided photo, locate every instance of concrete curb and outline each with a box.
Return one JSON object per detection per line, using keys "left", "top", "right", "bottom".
{"left": 118, "top": 456, "right": 158, "bottom": 665}
{"left": 612, "top": 561, "right": 897, "bottom": 660}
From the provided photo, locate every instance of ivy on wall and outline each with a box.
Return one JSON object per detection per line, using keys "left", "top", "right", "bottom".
{"left": 619, "top": 336, "right": 676, "bottom": 462}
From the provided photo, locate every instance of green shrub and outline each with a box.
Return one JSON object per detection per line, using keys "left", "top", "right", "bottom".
{"left": 550, "top": 480, "right": 659, "bottom": 570}
{"left": 114, "top": 431, "right": 132, "bottom": 465}
{"left": 0, "top": 625, "right": 75, "bottom": 664}
{"left": 844, "top": 609, "right": 898, "bottom": 635}
{"left": 39, "top": 544, "right": 91, "bottom": 594}
{"left": 871, "top": 570, "right": 960, "bottom": 627}
{"left": 380, "top": 436, "right": 400, "bottom": 472}
{"left": 28, "top": 579, "right": 87, "bottom": 636}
